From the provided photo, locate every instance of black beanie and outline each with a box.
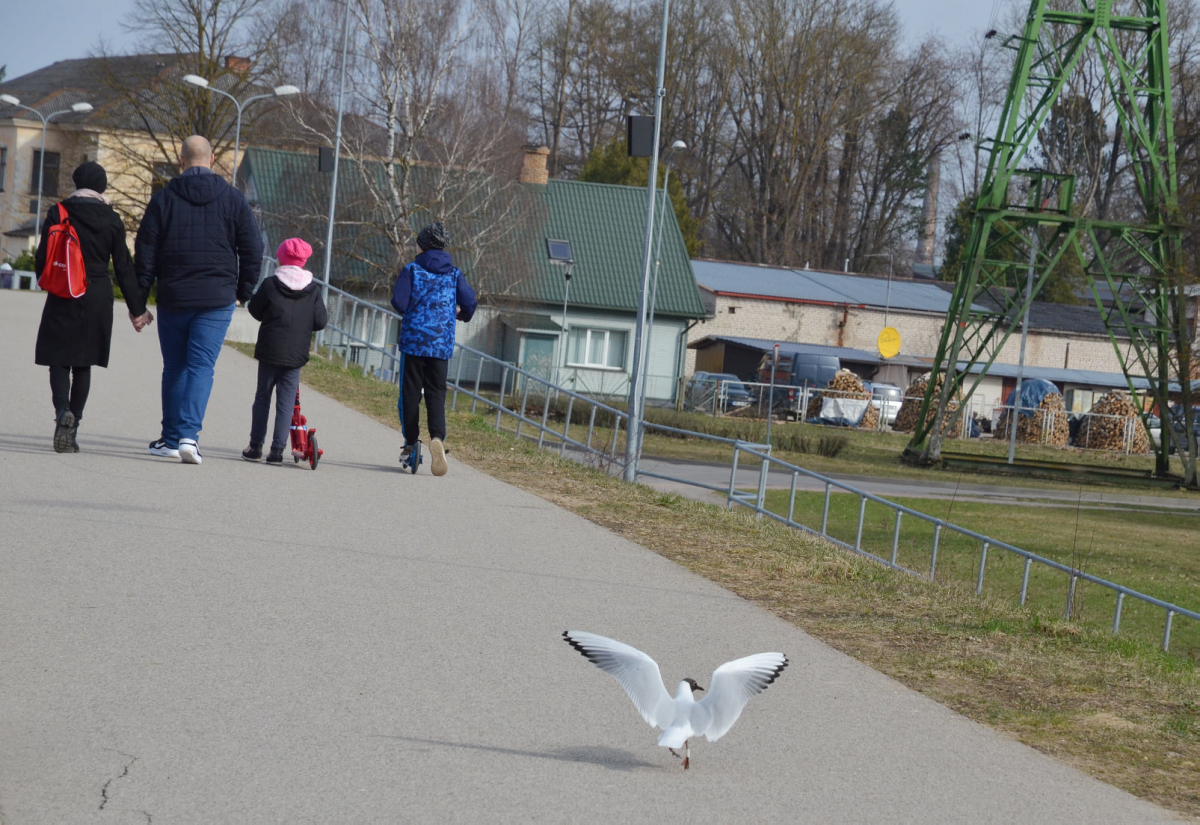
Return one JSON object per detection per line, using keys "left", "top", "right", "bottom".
{"left": 72, "top": 161, "right": 108, "bottom": 194}
{"left": 417, "top": 221, "right": 449, "bottom": 251}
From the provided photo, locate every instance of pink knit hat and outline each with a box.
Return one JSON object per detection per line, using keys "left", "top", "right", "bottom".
{"left": 277, "top": 237, "right": 313, "bottom": 267}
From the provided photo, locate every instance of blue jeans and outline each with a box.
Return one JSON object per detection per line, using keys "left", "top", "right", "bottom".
{"left": 157, "top": 304, "right": 235, "bottom": 446}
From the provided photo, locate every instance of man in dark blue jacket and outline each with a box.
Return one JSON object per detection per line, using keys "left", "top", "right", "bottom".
{"left": 391, "top": 221, "right": 476, "bottom": 476}
{"left": 135, "top": 135, "right": 263, "bottom": 465}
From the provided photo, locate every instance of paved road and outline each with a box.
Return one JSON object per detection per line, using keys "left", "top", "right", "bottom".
{"left": 634, "top": 454, "right": 1200, "bottom": 512}
{"left": 0, "top": 291, "right": 1175, "bottom": 823}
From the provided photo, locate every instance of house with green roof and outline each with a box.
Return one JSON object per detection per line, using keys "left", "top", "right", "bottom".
{"left": 241, "top": 145, "right": 707, "bottom": 402}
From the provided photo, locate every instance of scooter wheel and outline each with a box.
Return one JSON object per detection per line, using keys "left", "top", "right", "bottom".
{"left": 410, "top": 440, "right": 421, "bottom": 474}
{"left": 309, "top": 435, "right": 319, "bottom": 470}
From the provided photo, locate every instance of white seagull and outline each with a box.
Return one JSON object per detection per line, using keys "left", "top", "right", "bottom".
{"left": 563, "top": 630, "right": 788, "bottom": 769}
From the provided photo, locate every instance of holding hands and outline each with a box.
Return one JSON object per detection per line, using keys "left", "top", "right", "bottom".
{"left": 130, "top": 310, "right": 154, "bottom": 332}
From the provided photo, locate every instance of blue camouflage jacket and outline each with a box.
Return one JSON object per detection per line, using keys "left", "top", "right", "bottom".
{"left": 391, "top": 249, "right": 477, "bottom": 359}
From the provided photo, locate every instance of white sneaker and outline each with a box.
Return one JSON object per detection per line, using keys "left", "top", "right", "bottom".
{"left": 430, "top": 438, "right": 448, "bottom": 476}
{"left": 179, "top": 439, "right": 202, "bottom": 465}
{"left": 149, "top": 438, "right": 180, "bottom": 458}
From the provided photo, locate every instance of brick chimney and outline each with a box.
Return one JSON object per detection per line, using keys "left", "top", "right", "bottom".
{"left": 224, "top": 55, "right": 251, "bottom": 73}
{"left": 519, "top": 145, "right": 550, "bottom": 185}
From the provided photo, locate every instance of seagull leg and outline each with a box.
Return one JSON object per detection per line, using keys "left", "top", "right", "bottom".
{"left": 683, "top": 740, "right": 690, "bottom": 770}
{"left": 668, "top": 747, "right": 683, "bottom": 761}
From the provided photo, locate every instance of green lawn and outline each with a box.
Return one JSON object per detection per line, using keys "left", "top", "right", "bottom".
{"left": 760, "top": 489, "right": 1200, "bottom": 655}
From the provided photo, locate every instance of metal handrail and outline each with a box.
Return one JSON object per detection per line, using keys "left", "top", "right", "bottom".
{"left": 726, "top": 441, "right": 1198, "bottom": 651}
{"left": 314, "top": 281, "right": 1196, "bottom": 652}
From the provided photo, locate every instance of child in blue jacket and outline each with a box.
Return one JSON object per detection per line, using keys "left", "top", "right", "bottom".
{"left": 391, "top": 222, "right": 477, "bottom": 476}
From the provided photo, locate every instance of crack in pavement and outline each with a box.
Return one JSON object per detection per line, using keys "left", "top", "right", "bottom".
{"left": 99, "top": 751, "right": 138, "bottom": 811}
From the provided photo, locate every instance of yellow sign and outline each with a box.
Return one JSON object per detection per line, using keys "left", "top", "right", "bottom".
{"left": 878, "top": 327, "right": 901, "bottom": 359}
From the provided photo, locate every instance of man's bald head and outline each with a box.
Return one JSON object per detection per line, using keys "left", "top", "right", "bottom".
{"left": 180, "top": 135, "right": 214, "bottom": 170}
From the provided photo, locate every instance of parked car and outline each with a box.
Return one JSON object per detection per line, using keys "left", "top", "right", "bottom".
{"left": 754, "top": 351, "right": 841, "bottom": 419}
{"left": 865, "top": 382, "right": 902, "bottom": 425}
{"left": 685, "top": 372, "right": 753, "bottom": 413}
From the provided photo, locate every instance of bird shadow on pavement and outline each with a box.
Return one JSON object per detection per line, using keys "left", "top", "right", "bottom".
{"left": 375, "top": 735, "right": 661, "bottom": 772}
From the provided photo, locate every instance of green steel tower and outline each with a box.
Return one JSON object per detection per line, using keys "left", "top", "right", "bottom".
{"left": 904, "top": 0, "right": 1198, "bottom": 486}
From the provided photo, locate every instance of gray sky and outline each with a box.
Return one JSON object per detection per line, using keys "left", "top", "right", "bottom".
{"left": 1, "top": 0, "right": 992, "bottom": 82}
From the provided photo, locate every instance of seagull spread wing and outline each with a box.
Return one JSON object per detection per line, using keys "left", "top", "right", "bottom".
{"left": 563, "top": 631, "right": 674, "bottom": 729}
{"left": 693, "top": 652, "right": 788, "bottom": 742}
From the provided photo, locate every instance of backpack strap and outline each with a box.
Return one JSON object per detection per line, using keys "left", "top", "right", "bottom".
{"left": 56, "top": 202, "right": 69, "bottom": 225}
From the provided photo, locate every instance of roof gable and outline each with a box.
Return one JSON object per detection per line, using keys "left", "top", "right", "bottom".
{"left": 517, "top": 179, "right": 705, "bottom": 318}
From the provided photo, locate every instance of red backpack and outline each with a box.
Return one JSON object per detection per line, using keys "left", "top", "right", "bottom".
{"left": 38, "top": 203, "right": 87, "bottom": 299}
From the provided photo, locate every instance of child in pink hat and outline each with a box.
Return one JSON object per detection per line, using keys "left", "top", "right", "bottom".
{"left": 243, "top": 238, "right": 329, "bottom": 464}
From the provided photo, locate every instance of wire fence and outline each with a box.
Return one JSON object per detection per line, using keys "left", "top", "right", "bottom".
{"left": 314, "top": 281, "right": 1197, "bottom": 653}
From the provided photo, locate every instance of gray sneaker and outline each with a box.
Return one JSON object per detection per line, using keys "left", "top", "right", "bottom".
{"left": 430, "top": 438, "right": 448, "bottom": 476}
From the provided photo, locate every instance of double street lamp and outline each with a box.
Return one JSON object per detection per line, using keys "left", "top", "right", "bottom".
{"left": 0, "top": 95, "right": 93, "bottom": 248}
{"left": 182, "top": 74, "right": 299, "bottom": 184}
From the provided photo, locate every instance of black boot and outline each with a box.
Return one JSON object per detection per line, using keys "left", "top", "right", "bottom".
{"left": 53, "top": 410, "right": 76, "bottom": 454}
{"left": 265, "top": 447, "right": 284, "bottom": 465}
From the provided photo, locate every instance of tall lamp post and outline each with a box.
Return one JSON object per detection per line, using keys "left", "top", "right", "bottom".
{"left": 0, "top": 96, "right": 93, "bottom": 249}
{"left": 635, "top": 139, "right": 687, "bottom": 455}
{"left": 547, "top": 239, "right": 575, "bottom": 379}
{"left": 182, "top": 75, "right": 299, "bottom": 184}
{"left": 623, "top": 0, "right": 673, "bottom": 482}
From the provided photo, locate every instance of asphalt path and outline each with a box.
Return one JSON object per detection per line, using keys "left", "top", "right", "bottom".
{"left": 633, "top": 454, "right": 1200, "bottom": 513}
{"left": 0, "top": 290, "right": 1176, "bottom": 822}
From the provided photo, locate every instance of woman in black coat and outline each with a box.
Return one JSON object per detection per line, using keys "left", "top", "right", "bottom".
{"left": 34, "top": 161, "right": 148, "bottom": 452}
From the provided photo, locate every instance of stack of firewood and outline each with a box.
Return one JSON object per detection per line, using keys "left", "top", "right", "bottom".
{"left": 1077, "top": 391, "right": 1151, "bottom": 453}
{"left": 892, "top": 373, "right": 962, "bottom": 437}
{"left": 804, "top": 369, "right": 879, "bottom": 429}
{"left": 995, "top": 391, "right": 1070, "bottom": 446}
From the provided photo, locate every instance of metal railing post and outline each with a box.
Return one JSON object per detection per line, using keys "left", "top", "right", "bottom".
{"left": 1112, "top": 592, "right": 1125, "bottom": 634}
{"left": 1066, "top": 574, "right": 1078, "bottom": 620}
{"left": 587, "top": 406, "right": 597, "bottom": 451}
{"left": 929, "top": 524, "right": 942, "bottom": 581}
{"left": 854, "top": 495, "right": 867, "bottom": 551}
{"left": 727, "top": 443, "right": 742, "bottom": 510}
{"left": 343, "top": 301, "right": 357, "bottom": 367}
{"left": 1020, "top": 557, "right": 1032, "bottom": 606}
{"left": 471, "top": 357, "right": 484, "bottom": 415}
{"left": 561, "top": 396, "right": 575, "bottom": 457}
{"left": 976, "top": 541, "right": 990, "bottom": 595}
{"left": 516, "top": 375, "right": 531, "bottom": 440}
{"left": 891, "top": 511, "right": 902, "bottom": 565}
{"left": 496, "top": 365, "right": 509, "bottom": 431}
{"left": 1163, "top": 610, "right": 1174, "bottom": 651}
{"left": 820, "top": 482, "right": 831, "bottom": 536}
{"left": 538, "top": 381, "right": 552, "bottom": 449}
{"left": 754, "top": 449, "right": 770, "bottom": 520}
{"left": 786, "top": 471, "right": 798, "bottom": 525}
{"left": 452, "top": 350, "right": 465, "bottom": 411}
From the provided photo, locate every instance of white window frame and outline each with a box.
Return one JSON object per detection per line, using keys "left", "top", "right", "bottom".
{"left": 566, "top": 327, "right": 627, "bottom": 370}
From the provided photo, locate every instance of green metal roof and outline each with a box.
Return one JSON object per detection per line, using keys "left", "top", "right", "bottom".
{"left": 515, "top": 179, "right": 707, "bottom": 319}
{"left": 243, "top": 147, "right": 706, "bottom": 318}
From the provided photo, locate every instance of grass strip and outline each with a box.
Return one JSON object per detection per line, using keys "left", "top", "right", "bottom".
{"left": 248, "top": 345, "right": 1200, "bottom": 818}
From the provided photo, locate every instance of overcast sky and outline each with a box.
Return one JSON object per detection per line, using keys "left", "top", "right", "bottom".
{"left": 1, "top": 0, "right": 993, "bottom": 83}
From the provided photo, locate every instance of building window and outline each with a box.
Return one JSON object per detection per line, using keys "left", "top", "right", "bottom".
{"left": 29, "top": 150, "right": 60, "bottom": 197}
{"left": 151, "top": 163, "right": 178, "bottom": 196}
{"left": 567, "top": 327, "right": 627, "bottom": 369}
{"left": 0, "top": 147, "right": 7, "bottom": 192}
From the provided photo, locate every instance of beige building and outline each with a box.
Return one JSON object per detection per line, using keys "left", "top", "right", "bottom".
{"left": 1, "top": 54, "right": 309, "bottom": 263}
{"left": 687, "top": 259, "right": 1161, "bottom": 412}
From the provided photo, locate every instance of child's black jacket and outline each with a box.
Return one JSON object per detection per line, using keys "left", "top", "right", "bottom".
{"left": 247, "top": 277, "right": 329, "bottom": 367}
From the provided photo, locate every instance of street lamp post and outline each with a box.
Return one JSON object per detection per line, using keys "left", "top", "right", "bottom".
{"left": 182, "top": 75, "right": 299, "bottom": 184}
{"left": 623, "top": 0, "right": 673, "bottom": 482}
{"left": 0, "top": 96, "right": 93, "bottom": 250}
{"left": 635, "top": 139, "right": 687, "bottom": 455}
{"left": 547, "top": 239, "right": 575, "bottom": 379}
